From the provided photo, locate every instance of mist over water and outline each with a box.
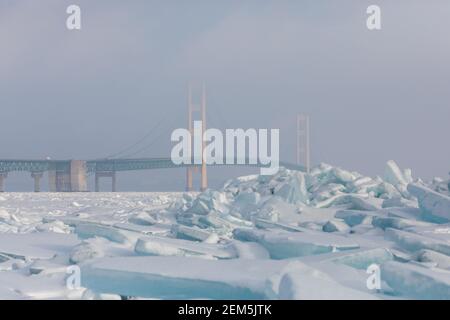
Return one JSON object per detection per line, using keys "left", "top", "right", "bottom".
{"left": 1, "top": 0, "right": 449, "bottom": 191}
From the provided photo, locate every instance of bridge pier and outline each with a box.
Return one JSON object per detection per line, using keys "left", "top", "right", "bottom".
{"left": 48, "top": 169, "right": 71, "bottom": 192}
{"left": 31, "top": 172, "right": 43, "bottom": 192}
{"left": 48, "top": 169, "right": 56, "bottom": 192}
{"left": 0, "top": 172, "right": 7, "bottom": 192}
{"left": 95, "top": 171, "right": 116, "bottom": 192}
{"left": 56, "top": 171, "right": 72, "bottom": 192}
{"left": 70, "top": 160, "right": 87, "bottom": 192}
{"left": 48, "top": 160, "right": 87, "bottom": 192}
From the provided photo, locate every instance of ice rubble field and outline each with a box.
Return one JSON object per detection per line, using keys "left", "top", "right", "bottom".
{"left": 0, "top": 161, "right": 450, "bottom": 300}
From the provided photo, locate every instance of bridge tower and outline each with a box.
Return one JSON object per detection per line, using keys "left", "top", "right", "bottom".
{"left": 297, "top": 113, "right": 311, "bottom": 173}
{"left": 186, "top": 83, "right": 208, "bottom": 191}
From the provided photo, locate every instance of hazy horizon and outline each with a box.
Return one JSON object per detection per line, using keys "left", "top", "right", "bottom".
{"left": 1, "top": 0, "right": 449, "bottom": 191}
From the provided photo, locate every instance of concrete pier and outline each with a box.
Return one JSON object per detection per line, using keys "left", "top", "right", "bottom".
{"left": 56, "top": 171, "right": 71, "bottom": 192}
{"left": 31, "top": 172, "right": 43, "bottom": 192}
{"left": 0, "top": 172, "right": 7, "bottom": 192}
{"left": 70, "top": 160, "right": 87, "bottom": 192}
{"left": 48, "top": 160, "right": 87, "bottom": 192}
{"left": 95, "top": 171, "right": 116, "bottom": 192}
{"left": 48, "top": 169, "right": 56, "bottom": 192}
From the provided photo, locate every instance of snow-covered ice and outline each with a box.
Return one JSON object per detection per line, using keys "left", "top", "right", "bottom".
{"left": 81, "top": 256, "right": 290, "bottom": 299}
{"left": 0, "top": 161, "right": 450, "bottom": 299}
{"left": 408, "top": 183, "right": 450, "bottom": 223}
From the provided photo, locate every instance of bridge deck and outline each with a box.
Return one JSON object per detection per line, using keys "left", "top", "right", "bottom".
{"left": 0, "top": 158, "right": 304, "bottom": 173}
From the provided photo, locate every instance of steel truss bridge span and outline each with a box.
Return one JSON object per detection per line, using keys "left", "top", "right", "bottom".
{"left": 0, "top": 158, "right": 304, "bottom": 192}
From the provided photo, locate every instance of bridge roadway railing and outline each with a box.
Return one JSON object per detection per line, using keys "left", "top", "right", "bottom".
{"left": 87, "top": 158, "right": 305, "bottom": 173}
{"left": 0, "top": 160, "right": 70, "bottom": 173}
{"left": 0, "top": 158, "right": 305, "bottom": 173}
{"left": 0, "top": 158, "right": 304, "bottom": 192}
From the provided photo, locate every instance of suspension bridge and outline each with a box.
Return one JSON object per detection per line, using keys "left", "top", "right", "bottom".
{"left": 0, "top": 85, "right": 310, "bottom": 192}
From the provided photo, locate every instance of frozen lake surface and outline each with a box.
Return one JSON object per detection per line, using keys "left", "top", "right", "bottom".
{"left": 0, "top": 161, "right": 449, "bottom": 299}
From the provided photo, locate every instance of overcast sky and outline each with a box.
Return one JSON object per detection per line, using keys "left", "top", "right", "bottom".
{"left": 1, "top": 0, "right": 449, "bottom": 191}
